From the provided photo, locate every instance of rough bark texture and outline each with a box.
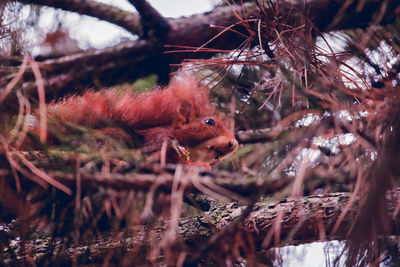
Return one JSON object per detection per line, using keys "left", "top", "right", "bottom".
{"left": 3, "top": 189, "right": 400, "bottom": 265}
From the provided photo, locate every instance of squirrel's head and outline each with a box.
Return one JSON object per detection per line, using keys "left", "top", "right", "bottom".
{"left": 171, "top": 101, "right": 238, "bottom": 165}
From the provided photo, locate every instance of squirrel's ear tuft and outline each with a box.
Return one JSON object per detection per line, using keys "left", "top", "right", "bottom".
{"left": 175, "top": 100, "right": 193, "bottom": 127}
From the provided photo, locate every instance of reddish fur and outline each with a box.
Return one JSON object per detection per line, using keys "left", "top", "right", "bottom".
{"left": 48, "top": 76, "right": 208, "bottom": 129}
{"left": 42, "top": 75, "right": 238, "bottom": 166}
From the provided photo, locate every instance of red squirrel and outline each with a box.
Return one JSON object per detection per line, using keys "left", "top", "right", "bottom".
{"left": 34, "top": 75, "right": 238, "bottom": 167}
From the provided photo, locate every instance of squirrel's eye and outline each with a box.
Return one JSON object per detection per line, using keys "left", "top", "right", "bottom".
{"left": 204, "top": 118, "right": 215, "bottom": 126}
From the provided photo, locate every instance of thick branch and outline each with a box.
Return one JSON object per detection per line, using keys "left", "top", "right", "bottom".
{"left": 182, "top": 190, "right": 400, "bottom": 254}
{"left": 22, "top": 39, "right": 162, "bottom": 97}
{"left": 5, "top": 190, "right": 400, "bottom": 265}
{"left": 15, "top": 0, "right": 141, "bottom": 35}
{"left": 127, "top": 0, "right": 169, "bottom": 39}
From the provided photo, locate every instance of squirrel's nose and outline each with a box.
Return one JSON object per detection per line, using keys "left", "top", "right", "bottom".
{"left": 227, "top": 138, "right": 238, "bottom": 151}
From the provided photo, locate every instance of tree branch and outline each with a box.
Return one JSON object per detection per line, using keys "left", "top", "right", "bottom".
{"left": 4, "top": 189, "right": 400, "bottom": 264}
{"left": 22, "top": 39, "right": 162, "bottom": 97}
{"left": 47, "top": 166, "right": 290, "bottom": 199}
{"left": 182, "top": 189, "right": 400, "bottom": 256}
{"left": 15, "top": 0, "right": 141, "bottom": 35}
{"left": 127, "top": 0, "right": 169, "bottom": 39}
